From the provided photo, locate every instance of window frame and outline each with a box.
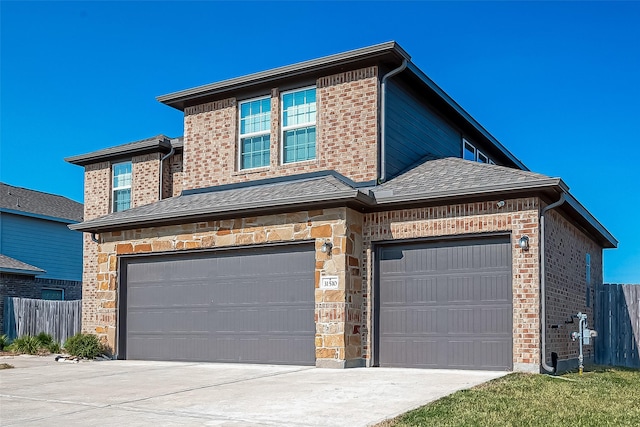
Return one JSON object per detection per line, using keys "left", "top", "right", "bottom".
{"left": 281, "top": 85, "right": 317, "bottom": 164}
{"left": 112, "top": 161, "right": 132, "bottom": 213}
{"left": 238, "top": 95, "right": 272, "bottom": 171}
{"left": 41, "top": 287, "right": 64, "bottom": 301}
{"left": 462, "top": 138, "right": 495, "bottom": 165}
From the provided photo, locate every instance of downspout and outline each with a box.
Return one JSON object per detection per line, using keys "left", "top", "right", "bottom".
{"left": 159, "top": 146, "right": 175, "bottom": 200}
{"left": 379, "top": 59, "right": 407, "bottom": 183}
{"left": 540, "top": 193, "right": 566, "bottom": 373}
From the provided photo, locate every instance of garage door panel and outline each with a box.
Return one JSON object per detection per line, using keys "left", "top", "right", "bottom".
{"left": 378, "top": 238, "right": 512, "bottom": 370}
{"left": 123, "top": 244, "right": 315, "bottom": 365}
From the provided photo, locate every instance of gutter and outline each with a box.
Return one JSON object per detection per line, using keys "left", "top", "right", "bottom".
{"left": 379, "top": 59, "right": 408, "bottom": 183}
{"left": 159, "top": 145, "right": 175, "bottom": 200}
{"left": 539, "top": 193, "right": 566, "bottom": 373}
{"left": 372, "top": 178, "right": 566, "bottom": 205}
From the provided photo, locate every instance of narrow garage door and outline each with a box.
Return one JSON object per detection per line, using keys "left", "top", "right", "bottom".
{"left": 377, "top": 237, "right": 512, "bottom": 370}
{"left": 120, "top": 244, "right": 315, "bottom": 365}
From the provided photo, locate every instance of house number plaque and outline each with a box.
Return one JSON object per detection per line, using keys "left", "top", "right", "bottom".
{"left": 320, "top": 276, "right": 339, "bottom": 290}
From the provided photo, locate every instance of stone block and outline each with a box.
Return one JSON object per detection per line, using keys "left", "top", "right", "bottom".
{"left": 311, "top": 224, "right": 332, "bottom": 238}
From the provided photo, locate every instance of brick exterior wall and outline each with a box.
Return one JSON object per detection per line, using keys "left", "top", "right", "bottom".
{"left": 0, "top": 274, "right": 81, "bottom": 334}
{"left": 180, "top": 66, "right": 379, "bottom": 191}
{"left": 163, "top": 152, "right": 183, "bottom": 198}
{"left": 362, "top": 198, "right": 541, "bottom": 372}
{"left": 131, "top": 153, "right": 161, "bottom": 208}
{"left": 544, "top": 208, "right": 602, "bottom": 366}
{"left": 86, "top": 208, "right": 364, "bottom": 368}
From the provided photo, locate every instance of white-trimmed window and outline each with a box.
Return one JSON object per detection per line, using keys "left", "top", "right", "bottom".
{"left": 112, "top": 161, "right": 132, "bottom": 212}
{"left": 462, "top": 139, "right": 494, "bottom": 164}
{"left": 282, "top": 87, "right": 316, "bottom": 163}
{"left": 463, "top": 140, "right": 476, "bottom": 161}
{"left": 239, "top": 96, "right": 271, "bottom": 169}
{"left": 477, "top": 151, "right": 488, "bottom": 163}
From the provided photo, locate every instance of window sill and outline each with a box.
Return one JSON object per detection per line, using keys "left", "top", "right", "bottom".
{"left": 233, "top": 166, "right": 271, "bottom": 177}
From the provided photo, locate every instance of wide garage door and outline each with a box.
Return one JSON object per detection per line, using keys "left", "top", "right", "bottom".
{"left": 377, "top": 237, "right": 512, "bottom": 370}
{"left": 120, "top": 244, "right": 315, "bottom": 365}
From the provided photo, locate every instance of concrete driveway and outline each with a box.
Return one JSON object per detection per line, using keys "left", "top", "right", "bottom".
{"left": 0, "top": 355, "right": 506, "bottom": 426}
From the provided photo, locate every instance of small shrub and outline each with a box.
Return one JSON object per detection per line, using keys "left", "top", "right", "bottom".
{"left": 0, "top": 334, "right": 9, "bottom": 351}
{"left": 64, "top": 333, "right": 104, "bottom": 359}
{"left": 36, "top": 332, "right": 54, "bottom": 346}
{"left": 7, "top": 335, "right": 41, "bottom": 354}
{"left": 34, "top": 332, "right": 60, "bottom": 353}
{"left": 0, "top": 363, "right": 14, "bottom": 369}
{"left": 47, "top": 341, "right": 62, "bottom": 353}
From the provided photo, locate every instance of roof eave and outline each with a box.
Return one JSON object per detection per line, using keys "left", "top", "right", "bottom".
{"left": 70, "top": 190, "right": 373, "bottom": 233}
{"left": 65, "top": 138, "right": 173, "bottom": 166}
{"left": 0, "top": 265, "right": 46, "bottom": 276}
{"left": 563, "top": 193, "right": 618, "bottom": 249}
{"left": 157, "top": 41, "right": 411, "bottom": 111}
{"left": 373, "top": 178, "right": 565, "bottom": 205}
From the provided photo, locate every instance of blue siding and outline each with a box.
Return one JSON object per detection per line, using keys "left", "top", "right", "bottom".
{"left": 0, "top": 213, "right": 82, "bottom": 281}
{"left": 385, "top": 79, "right": 462, "bottom": 178}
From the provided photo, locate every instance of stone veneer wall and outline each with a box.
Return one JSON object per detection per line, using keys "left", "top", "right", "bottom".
{"left": 87, "top": 208, "right": 364, "bottom": 368}
{"left": 544, "top": 208, "right": 602, "bottom": 366}
{"left": 361, "top": 197, "right": 541, "bottom": 372}
{"left": 181, "top": 66, "right": 379, "bottom": 191}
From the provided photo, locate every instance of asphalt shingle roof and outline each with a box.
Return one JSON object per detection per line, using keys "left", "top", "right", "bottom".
{"left": 65, "top": 134, "right": 183, "bottom": 166}
{"left": 68, "top": 156, "right": 616, "bottom": 248}
{"left": 0, "top": 183, "right": 83, "bottom": 222}
{"left": 0, "top": 254, "right": 45, "bottom": 275}
{"left": 71, "top": 173, "right": 368, "bottom": 231}
{"left": 373, "top": 158, "right": 561, "bottom": 203}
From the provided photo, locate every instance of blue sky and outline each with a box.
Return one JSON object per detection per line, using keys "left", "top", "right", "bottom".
{"left": 1, "top": 1, "right": 638, "bottom": 283}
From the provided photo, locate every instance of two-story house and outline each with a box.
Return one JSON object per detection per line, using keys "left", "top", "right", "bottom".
{"left": 66, "top": 42, "right": 616, "bottom": 373}
{"left": 0, "top": 183, "right": 83, "bottom": 333}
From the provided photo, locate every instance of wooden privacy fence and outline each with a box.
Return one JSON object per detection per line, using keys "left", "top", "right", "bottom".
{"left": 595, "top": 284, "right": 640, "bottom": 368}
{"left": 3, "top": 297, "right": 82, "bottom": 344}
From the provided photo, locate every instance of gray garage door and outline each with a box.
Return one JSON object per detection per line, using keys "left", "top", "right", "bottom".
{"left": 120, "top": 244, "right": 315, "bottom": 365}
{"left": 377, "top": 237, "right": 512, "bottom": 370}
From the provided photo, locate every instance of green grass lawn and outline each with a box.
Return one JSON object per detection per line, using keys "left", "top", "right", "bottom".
{"left": 379, "top": 368, "right": 640, "bottom": 427}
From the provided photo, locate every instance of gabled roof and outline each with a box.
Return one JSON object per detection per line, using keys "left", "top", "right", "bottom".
{"left": 68, "top": 158, "right": 616, "bottom": 248}
{"left": 0, "top": 254, "right": 45, "bottom": 276}
{"left": 65, "top": 135, "right": 183, "bottom": 166}
{"left": 0, "top": 182, "right": 83, "bottom": 222}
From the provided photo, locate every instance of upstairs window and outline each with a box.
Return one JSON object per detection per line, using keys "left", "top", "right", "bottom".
{"left": 239, "top": 97, "right": 271, "bottom": 169}
{"left": 282, "top": 87, "right": 316, "bottom": 163}
{"left": 463, "top": 140, "right": 476, "bottom": 161}
{"left": 462, "top": 139, "right": 495, "bottom": 164}
{"left": 112, "top": 161, "right": 132, "bottom": 212}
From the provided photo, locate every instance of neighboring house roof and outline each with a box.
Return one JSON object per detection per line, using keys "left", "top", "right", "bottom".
{"left": 0, "top": 254, "right": 46, "bottom": 276}
{"left": 65, "top": 134, "right": 183, "bottom": 166}
{"left": 0, "top": 182, "right": 83, "bottom": 222}
{"left": 69, "top": 158, "right": 616, "bottom": 248}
